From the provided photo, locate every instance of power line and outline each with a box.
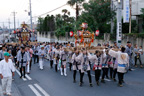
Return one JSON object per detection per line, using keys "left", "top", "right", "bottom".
{"left": 33, "top": 4, "right": 67, "bottom": 18}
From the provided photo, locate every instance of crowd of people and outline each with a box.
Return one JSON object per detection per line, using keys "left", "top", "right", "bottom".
{"left": 0, "top": 41, "right": 143, "bottom": 95}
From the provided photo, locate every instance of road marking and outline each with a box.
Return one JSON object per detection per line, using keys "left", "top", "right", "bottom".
{"left": 28, "top": 85, "right": 42, "bottom": 96}
{"left": 25, "top": 74, "right": 32, "bottom": 80}
{"left": 15, "top": 69, "right": 27, "bottom": 81}
{"left": 131, "top": 69, "right": 136, "bottom": 71}
{"left": 34, "top": 84, "right": 50, "bottom": 96}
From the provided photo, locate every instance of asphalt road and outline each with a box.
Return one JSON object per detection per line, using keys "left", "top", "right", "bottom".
{"left": 3, "top": 59, "right": 144, "bottom": 96}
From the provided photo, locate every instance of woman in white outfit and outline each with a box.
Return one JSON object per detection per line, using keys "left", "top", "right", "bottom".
{"left": 38, "top": 45, "right": 46, "bottom": 70}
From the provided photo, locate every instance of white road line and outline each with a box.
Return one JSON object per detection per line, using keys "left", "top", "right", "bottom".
{"left": 15, "top": 69, "right": 27, "bottom": 81}
{"left": 28, "top": 85, "right": 42, "bottom": 96}
{"left": 131, "top": 69, "right": 136, "bottom": 71}
{"left": 25, "top": 74, "right": 32, "bottom": 80}
{"left": 34, "top": 84, "right": 50, "bottom": 96}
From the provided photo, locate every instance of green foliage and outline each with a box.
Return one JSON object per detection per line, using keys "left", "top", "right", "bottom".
{"left": 78, "top": 0, "right": 115, "bottom": 33}
{"left": 55, "top": 9, "right": 75, "bottom": 38}
{"left": 113, "top": 18, "right": 137, "bottom": 34}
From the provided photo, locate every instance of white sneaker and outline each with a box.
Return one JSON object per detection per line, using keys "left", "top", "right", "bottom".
{"left": 64, "top": 74, "right": 67, "bottom": 76}
{"left": 61, "top": 72, "right": 63, "bottom": 75}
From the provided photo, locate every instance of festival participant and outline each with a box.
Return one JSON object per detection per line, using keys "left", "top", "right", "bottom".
{"left": 138, "top": 46, "right": 143, "bottom": 68}
{"left": 48, "top": 46, "right": 54, "bottom": 68}
{"left": 7, "top": 49, "right": 13, "bottom": 60}
{"left": 101, "top": 49, "right": 109, "bottom": 83}
{"left": 28, "top": 46, "right": 33, "bottom": 70}
{"left": 125, "top": 41, "right": 133, "bottom": 71}
{"left": 109, "top": 46, "right": 129, "bottom": 87}
{"left": 34, "top": 44, "right": 39, "bottom": 64}
{"left": 59, "top": 46, "right": 67, "bottom": 76}
{"left": 113, "top": 57, "right": 118, "bottom": 82}
{"left": 0, "top": 46, "right": 6, "bottom": 61}
{"left": 71, "top": 48, "right": 82, "bottom": 83}
{"left": 79, "top": 48, "right": 93, "bottom": 87}
{"left": 25, "top": 46, "right": 31, "bottom": 74}
{"left": 88, "top": 50, "right": 106, "bottom": 86}
{"left": 133, "top": 44, "right": 142, "bottom": 68}
{"left": 0, "top": 52, "right": 15, "bottom": 96}
{"left": 12, "top": 46, "right": 17, "bottom": 65}
{"left": 53, "top": 45, "right": 60, "bottom": 72}
{"left": 17, "top": 47, "right": 29, "bottom": 78}
{"left": 38, "top": 45, "right": 46, "bottom": 70}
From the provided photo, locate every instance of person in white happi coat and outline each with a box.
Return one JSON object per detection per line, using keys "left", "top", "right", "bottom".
{"left": 109, "top": 47, "right": 129, "bottom": 87}
{"left": 25, "top": 47, "right": 31, "bottom": 74}
{"left": 59, "top": 47, "right": 67, "bottom": 76}
{"left": 38, "top": 45, "right": 46, "bottom": 70}
{"left": 0, "top": 52, "right": 15, "bottom": 96}
{"left": 17, "top": 47, "right": 29, "bottom": 78}
{"left": 48, "top": 46, "right": 54, "bottom": 68}
{"left": 71, "top": 48, "right": 82, "bottom": 82}
{"left": 78, "top": 49, "right": 93, "bottom": 87}
{"left": 88, "top": 50, "right": 106, "bottom": 86}
{"left": 53, "top": 46, "right": 60, "bottom": 72}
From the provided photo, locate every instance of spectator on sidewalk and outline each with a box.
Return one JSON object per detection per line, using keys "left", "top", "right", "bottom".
{"left": 125, "top": 41, "right": 134, "bottom": 71}
{"left": 0, "top": 52, "right": 15, "bottom": 96}
{"left": 134, "top": 44, "right": 142, "bottom": 68}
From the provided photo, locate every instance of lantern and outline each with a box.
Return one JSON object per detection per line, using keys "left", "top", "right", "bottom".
{"left": 14, "top": 30, "right": 16, "bottom": 34}
{"left": 95, "top": 30, "right": 99, "bottom": 36}
{"left": 70, "top": 31, "right": 74, "bottom": 37}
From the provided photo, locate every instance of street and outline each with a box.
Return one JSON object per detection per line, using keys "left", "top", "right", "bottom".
{"left": 0, "top": 59, "right": 144, "bottom": 96}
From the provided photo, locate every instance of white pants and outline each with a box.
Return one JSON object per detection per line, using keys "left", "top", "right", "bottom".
{"left": 1, "top": 77, "right": 12, "bottom": 94}
{"left": 27, "top": 61, "right": 30, "bottom": 73}
{"left": 39, "top": 60, "right": 43, "bottom": 69}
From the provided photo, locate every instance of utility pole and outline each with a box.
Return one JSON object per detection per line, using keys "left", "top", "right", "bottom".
{"left": 29, "top": 0, "right": 33, "bottom": 29}
{"left": 129, "top": 0, "right": 132, "bottom": 33}
{"left": 116, "top": 0, "right": 122, "bottom": 46}
{"left": 12, "top": 11, "right": 16, "bottom": 30}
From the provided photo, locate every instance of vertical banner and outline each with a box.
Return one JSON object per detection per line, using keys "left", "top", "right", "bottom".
{"left": 123, "top": 0, "right": 130, "bottom": 23}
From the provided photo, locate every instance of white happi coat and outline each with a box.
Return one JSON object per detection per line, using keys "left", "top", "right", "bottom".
{"left": 71, "top": 53, "right": 83, "bottom": 70}
{"left": 48, "top": 49, "right": 54, "bottom": 61}
{"left": 102, "top": 54, "right": 113, "bottom": 68}
{"left": 53, "top": 49, "right": 60, "bottom": 64}
{"left": 109, "top": 49, "right": 129, "bottom": 73}
{"left": 60, "top": 50, "right": 67, "bottom": 66}
{"left": 68, "top": 51, "right": 73, "bottom": 63}
{"left": 80, "top": 54, "right": 91, "bottom": 73}
{"left": 88, "top": 52, "right": 106, "bottom": 70}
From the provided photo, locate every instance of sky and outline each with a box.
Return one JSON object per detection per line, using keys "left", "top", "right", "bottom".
{"left": 0, "top": 0, "right": 89, "bottom": 29}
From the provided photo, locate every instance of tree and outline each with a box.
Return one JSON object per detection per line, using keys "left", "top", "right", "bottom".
{"left": 67, "top": 0, "right": 85, "bottom": 21}
{"left": 37, "top": 17, "right": 44, "bottom": 34}
{"left": 78, "top": 0, "right": 115, "bottom": 34}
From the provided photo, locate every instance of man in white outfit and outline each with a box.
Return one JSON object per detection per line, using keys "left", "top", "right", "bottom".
{"left": 0, "top": 52, "right": 15, "bottom": 96}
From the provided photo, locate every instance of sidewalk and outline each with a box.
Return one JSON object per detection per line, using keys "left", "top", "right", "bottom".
{"left": 0, "top": 80, "right": 22, "bottom": 96}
